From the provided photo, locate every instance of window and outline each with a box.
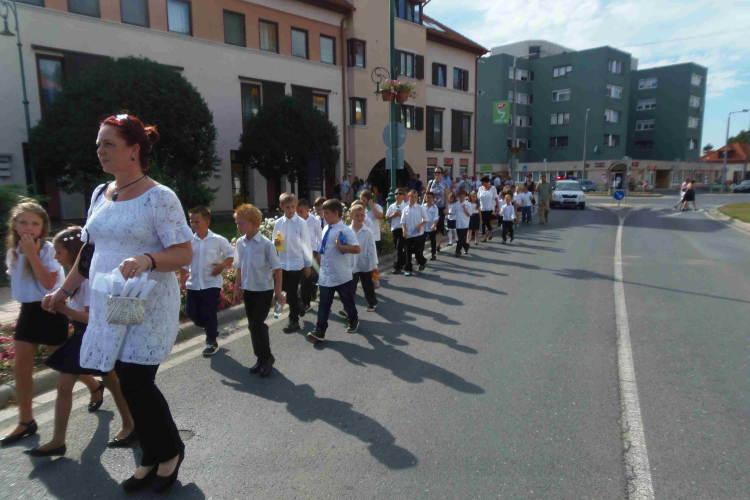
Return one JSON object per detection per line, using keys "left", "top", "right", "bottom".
{"left": 348, "top": 39, "right": 366, "bottom": 68}
{"left": 167, "top": 0, "right": 191, "bottom": 35}
{"left": 399, "top": 51, "right": 415, "bottom": 78}
{"left": 121, "top": 0, "right": 149, "bottom": 27}
{"left": 509, "top": 68, "right": 532, "bottom": 81}
{"left": 427, "top": 109, "right": 443, "bottom": 150}
{"left": 68, "top": 0, "right": 100, "bottom": 18}
{"left": 607, "top": 59, "right": 623, "bottom": 74}
{"left": 688, "top": 117, "right": 700, "bottom": 129}
{"left": 223, "top": 10, "right": 245, "bottom": 47}
{"left": 688, "top": 139, "right": 697, "bottom": 150}
{"left": 604, "top": 134, "right": 620, "bottom": 147}
{"left": 399, "top": 105, "right": 415, "bottom": 130}
{"left": 259, "top": 20, "right": 278, "bottom": 53}
{"left": 241, "top": 83, "right": 260, "bottom": 128}
{"left": 509, "top": 91, "right": 530, "bottom": 104}
{"left": 553, "top": 65, "right": 572, "bottom": 78}
{"left": 507, "top": 138, "right": 530, "bottom": 150}
{"left": 635, "top": 141, "right": 653, "bottom": 150}
{"left": 606, "top": 84, "right": 623, "bottom": 99}
{"left": 551, "top": 113, "right": 569, "bottom": 125}
{"left": 690, "top": 95, "right": 701, "bottom": 108}
{"left": 313, "top": 94, "right": 328, "bottom": 117}
{"left": 691, "top": 73, "right": 703, "bottom": 86}
{"left": 291, "top": 28, "right": 308, "bottom": 59}
{"left": 320, "top": 36, "right": 335, "bottom": 65}
{"left": 550, "top": 136, "right": 569, "bottom": 149}
{"left": 37, "top": 56, "right": 64, "bottom": 117}
{"left": 604, "top": 109, "right": 621, "bottom": 123}
{"left": 516, "top": 116, "right": 531, "bottom": 127}
{"left": 432, "top": 63, "right": 447, "bottom": 87}
{"left": 552, "top": 89, "right": 570, "bottom": 102}
{"left": 637, "top": 98, "right": 657, "bottom": 110}
{"left": 638, "top": 77, "right": 658, "bottom": 89}
{"left": 461, "top": 115, "right": 471, "bottom": 151}
{"left": 396, "top": 0, "right": 421, "bottom": 23}
{"left": 350, "top": 98, "right": 366, "bottom": 125}
{"left": 454, "top": 68, "right": 469, "bottom": 90}
{"left": 636, "top": 119, "right": 655, "bottom": 131}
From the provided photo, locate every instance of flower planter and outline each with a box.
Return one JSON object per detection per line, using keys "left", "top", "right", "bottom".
{"left": 381, "top": 92, "right": 394, "bottom": 102}
{"left": 396, "top": 90, "right": 410, "bottom": 104}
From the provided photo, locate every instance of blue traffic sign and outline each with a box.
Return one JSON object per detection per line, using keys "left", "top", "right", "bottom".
{"left": 613, "top": 190, "right": 625, "bottom": 200}
{"left": 523, "top": 165, "right": 528, "bottom": 172}
{"left": 382, "top": 123, "right": 407, "bottom": 149}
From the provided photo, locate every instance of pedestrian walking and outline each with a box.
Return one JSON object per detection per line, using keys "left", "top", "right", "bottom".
{"left": 517, "top": 186, "right": 533, "bottom": 225}
{"left": 333, "top": 178, "right": 342, "bottom": 200}
{"left": 341, "top": 176, "right": 350, "bottom": 203}
{"left": 347, "top": 205, "right": 378, "bottom": 310}
{"left": 478, "top": 176, "right": 499, "bottom": 241}
{"left": 535, "top": 174, "right": 553, "bottom": 224}
{"left": 513, "top": 187, "right": 522, "bottom": 228}
{"left": 401, "top": 190, "right": 429, "bottom": 276}
{"left": 426, "top": 167, "right": 451, "bottom": 253}
{"left": 452, "top": 190, "right": 472, "bottom": 256}
{"left": 675, "top": 178, "right": 690, "bottom": 209}
{"left": 679, "top": 181, "right": 697, "bottom": 211}
{"left": 500, "top": 194, "right": 516, "bottom": 243}
{"left": 359, "top": 190, "right": 383, "bottom": 253}
{"left": 385, "top": 189, "right": 408, "bottom": 275}
{"left": 422, "top": 192, "right": 439, "bottom": 261}
{"left": 468, "top": 191, "right": 481, "bottom": 245}
{"left": 296, "top": 199, "right": 322, "bottom": 314}
{"left": 445, "top": 192, "right": 458, "bottom": 245}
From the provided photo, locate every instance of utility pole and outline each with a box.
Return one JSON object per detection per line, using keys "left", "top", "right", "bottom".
{"left": 386, "top": 0, "right": 398, "bottom": 205}
{"left": 723, "top": 109, "right": 749, "bottom": 192}
{"left": 582, "top": 108, "right": 590, "bottom": 180}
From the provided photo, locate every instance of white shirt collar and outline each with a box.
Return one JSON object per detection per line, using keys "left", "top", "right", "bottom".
{"left": 193, "top": 229, "right": 215, "bottom": 241}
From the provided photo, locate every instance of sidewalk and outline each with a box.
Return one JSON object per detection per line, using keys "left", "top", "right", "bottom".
{"left": 0, "top": 287, "right": 19, "bottom": 329}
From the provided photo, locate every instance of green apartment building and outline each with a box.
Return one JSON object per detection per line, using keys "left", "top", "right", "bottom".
{"left": 477, "top": 41, "right": 710, "bottom": 190}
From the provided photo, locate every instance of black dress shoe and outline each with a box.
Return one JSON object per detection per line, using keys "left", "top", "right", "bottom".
{"left": 107, "top": 430, "right": 138, "bottom": 448}
{"left": 153, "top": 452, "right": 185, "bottom": 493}
{"left": 259, "top": 362, "right": 272, "bottom": 378}
{"left": 282, "top": 321, "right": 300, "bottom": 334}
{"left": 88, "top": 382, "right": 105, "bottom": 413}
{"left": 249, "top": 359, "right": 262, "bottom": 373}
{"left": 25, "top": 444, "right": 66, "bottom": 457}
{"left": 0, "top": 420, "right": 37, "bottom": 446}
{"left": 122, "top": 465, "right": 158, "bottom": 493}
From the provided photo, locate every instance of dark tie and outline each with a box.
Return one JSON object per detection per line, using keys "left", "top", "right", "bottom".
{"left": 319, "top": 226, "right": 330, "bottom": 254}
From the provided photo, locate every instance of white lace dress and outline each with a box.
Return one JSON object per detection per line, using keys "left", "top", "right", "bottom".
{"left": 80, "top": 185, "right": 192, "bottom": 372}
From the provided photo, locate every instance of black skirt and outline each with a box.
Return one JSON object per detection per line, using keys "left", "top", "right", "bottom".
{"left": 14, "top": 302, "right": 69, "bottom": 346}
{"left": 45, "top": 320, "right": 106, "bottom": 376}
{"left": 683, "top": 189, "right": 695, "bottom": 202}
{"left": 469, "top": 213, "right": 480, "bottom": 230}
{"left": 446, "top": 219, "right": 456, "bottom": 229}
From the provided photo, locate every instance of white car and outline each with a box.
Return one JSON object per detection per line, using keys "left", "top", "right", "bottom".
{"left": 551, "top": 180, "right": 587, "bottom": 210}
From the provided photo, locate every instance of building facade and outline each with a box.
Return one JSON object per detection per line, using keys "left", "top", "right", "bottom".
{"left": 477, "top": 40, "right": 708, "bottom": 190}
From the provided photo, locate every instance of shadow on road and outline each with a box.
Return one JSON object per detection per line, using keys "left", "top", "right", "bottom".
{"left": 211, "top": 352, "right": 418, "bottom": 470}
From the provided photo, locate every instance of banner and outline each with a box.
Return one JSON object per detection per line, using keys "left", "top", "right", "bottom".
{"left": 493, "top": 101, "right": 510, "bottom": 125}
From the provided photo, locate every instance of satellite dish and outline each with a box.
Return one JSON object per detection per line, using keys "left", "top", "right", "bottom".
{"left": 593, "top": 145, "right": 599, "bottom": 153}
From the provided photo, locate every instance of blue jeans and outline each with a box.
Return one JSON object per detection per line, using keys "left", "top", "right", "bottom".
{"left": 185, "top": 288, "right": 221, "bottom": 343}
{"left": 317, "top": 280, "right": 358, "bottom": 334}
{"left": 521, "top": 206, "right": 531, "bottom": 223}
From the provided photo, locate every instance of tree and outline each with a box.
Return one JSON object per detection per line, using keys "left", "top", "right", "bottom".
{"left": 29, "top": 56, "right": 217, "bottom": 210}
{"left": 239, "top": 96, "right": 340, "bottom": 191}
{"left": 702, "top": 143, "right": 714, "bottom": 154}
{"left": 728, "top": 130, "right": 749, "bottom": 145}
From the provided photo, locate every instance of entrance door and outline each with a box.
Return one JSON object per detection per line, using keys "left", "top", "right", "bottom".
{"left": 232, "top": 163, "right": 250, "bottom": 208}
{"left": 366, "top": 159, "right": 414, "bottom": 205}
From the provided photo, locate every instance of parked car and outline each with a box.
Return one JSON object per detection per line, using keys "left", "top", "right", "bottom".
{"left": 732, "top": 180, "right": 750, "bottom": 193}
{"left": 551, "top": 181, "right": 586, "bottom": 210}
{"left": 579, "top": 179, "right": 597, "bottom": 192}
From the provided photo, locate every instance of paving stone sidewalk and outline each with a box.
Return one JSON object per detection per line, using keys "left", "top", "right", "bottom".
{"left": 0, "top": 287, "right": 19, "bottom": 329}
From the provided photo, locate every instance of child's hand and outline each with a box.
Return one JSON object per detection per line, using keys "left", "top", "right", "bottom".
{"left": 315, "top": 253, "right": 322, "bottom": 265}
{"left": 334, "top": 233, "right": 344, "bottom": 250}
{"left": 211, "top": 263, "right": 225, "bottom": 276}
{"left": 19, "top": 233, "right": 41, "bottom": 256}
{"left": 275, "top": 291, "right": 287, "bottom": 305}
{"left": 232, "top": 287, "right": 241, "bottom": 305}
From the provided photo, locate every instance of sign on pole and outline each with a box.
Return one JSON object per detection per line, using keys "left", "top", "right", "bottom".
{"left": 385, "top": 149, "right": 405, "bottom": 170}
{"left": 493, "top": 101, "right": 511, "bottom": 125}
{"left": 479, "top": 164, "right": 494, "bottom": 173}
{"left": 613, "top": 190, "right": 625, "bottom": 200}
{"left": 523, "top": 165, "right": 528, "bottom": 172}
{"left": 382, "top": 123, "right": 407, "bottom": 149}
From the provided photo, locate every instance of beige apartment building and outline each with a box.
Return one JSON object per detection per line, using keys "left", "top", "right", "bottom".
{"left": 0, "top": 0, "right": 485, "bottom": 218}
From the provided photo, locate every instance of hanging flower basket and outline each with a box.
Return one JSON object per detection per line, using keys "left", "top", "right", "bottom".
{"left": 381, "top": 91, "right": 394, "bottom": 102}
{"left": 380, "top": 80, "right": 417, "bottom": 104}
{"left": 396, "top": 90, "right": 410, "bottom": 103}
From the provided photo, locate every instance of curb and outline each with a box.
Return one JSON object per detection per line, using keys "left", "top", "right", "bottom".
{"left": 706, "top": 207, "right": 750, "bottom": 236}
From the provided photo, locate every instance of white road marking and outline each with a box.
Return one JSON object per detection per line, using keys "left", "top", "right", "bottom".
{"left": 614, "top": 212, "right": 655, "bottom": 500}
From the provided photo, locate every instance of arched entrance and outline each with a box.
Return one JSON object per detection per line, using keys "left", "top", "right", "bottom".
{"left": 366, "top": 159, "right": 414, "bottom": 205}
{"left": 608, "top": 162, "right": 627, "bottom": 189}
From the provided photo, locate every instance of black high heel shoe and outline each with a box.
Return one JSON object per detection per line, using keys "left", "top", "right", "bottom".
{"left": 107, "top": 430, "right": 138, "bottom": 448}
{"left": 88, "top": 382, "right": 105, "bottom": 413}
{"left": 0, "top": 420, "right": 37, "bottom": 446}
{"left": 24, "top": 444, "right": 67, "bottom": 457}
{"left": 122, "top": 465, "right": 158, "bottom": 493}
{"left": 153, "top": 451, "right": 185, "bottom": 493}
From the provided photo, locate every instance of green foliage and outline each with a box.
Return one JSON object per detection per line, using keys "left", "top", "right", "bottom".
{"left": 702, "top": 143, "right": 714, "bottom": 153}
{"left": 29, "top": 56, "right": 218, "bottom": 210}
{"left": 239, "top": 96, "right": 340, "bottom": 185}
{"left": 728, "top": 130, "right": 749, "bottom": 145}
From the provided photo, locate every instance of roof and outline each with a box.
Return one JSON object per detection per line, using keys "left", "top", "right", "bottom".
{"left": 700, "top": 143, "right": 749, "bottom": 164}
{"left": 423, "top": 15, "right": 488, "bottom": 56}
{"left": 296, "top": 0, "right": 353, "bottom": 14}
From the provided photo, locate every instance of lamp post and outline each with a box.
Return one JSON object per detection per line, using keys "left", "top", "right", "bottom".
{"left": 582, "top": 108, "right": 590, "bottom": 180}
{"left": 1, "top": 0, "right": 36, "bottom": 195}
{"left": 722, "top": 109, "right": 749, "bottom": 190}
{"left": 509, "top": 52, "right": 542, "bottom": 183}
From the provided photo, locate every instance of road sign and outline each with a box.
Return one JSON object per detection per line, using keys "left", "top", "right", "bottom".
{"left": 613, "top": 190, "right": 625, "bottom": 201}
{"left": 479, "top": 164, "right": 494, "bottom": 173}
{"left": 385, "top": 148, "right": 404, "bottom": 170}
{"left": 523, "top": 165, "right": 528, "bottom": 172}
{"left": 382, "top": 123, "right": 407, "bottom": 149}
{"left": 493, "top": 101, "right": 511, "bottom": 125}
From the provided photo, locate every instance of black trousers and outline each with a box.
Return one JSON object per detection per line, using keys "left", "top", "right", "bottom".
{"left": 116, "top": 361, "right": 184, "bottom": 467}
{"left": 353, "top": 271, "right": 378, "bottom": 307}
{"left": 317, "top": 281, "right": 357, "bottom": 334}
{"left": 502, "top": 220, "right": 514, "bottom": 241}
{"left": 481, "top": 211, "right": 494, "bottom": 235}
{"left": 455, "top": 228, "right": 469, "bottom": 255}
{"left": 281, "top": 269, "right": 303, "bottom": 323}
{"left": 405, "top": 235, "right": 427, "bottom": 271}
{"left": 425, "top": 230, "right": 437, "bottom": 257}
{"left": 185, "top": 288, "right": 221, "bottom": 343}
{"left": 300, "top": 266, "right": 318, "bottom": 307}
{"left": 243, "top": 290, "right": 274, "bottom": 362}
{"left": 391, "top": 228, "right": 406, "bottom": 271}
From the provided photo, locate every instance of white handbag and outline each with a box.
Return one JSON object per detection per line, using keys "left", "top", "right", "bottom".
{"left": 105, "top": 295, "right": 146, "bottom": 326}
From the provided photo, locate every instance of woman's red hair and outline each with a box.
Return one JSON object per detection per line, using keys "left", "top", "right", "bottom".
{"left": 100, "top": 114, "right": 159, "bottom": 171}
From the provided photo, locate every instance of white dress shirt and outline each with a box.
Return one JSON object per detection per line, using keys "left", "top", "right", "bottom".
{"left": 452, "top": 201, "right": 471, "bottom": 229}
{"left": 302, "top": 214, "right": 323, "bottom": 257}
{"left": 351, "top": 224, "right": 378, "bottom": 273}
{"left": 401, "top": 203, "right": 429, "bottom": 238}
{"left": 69, "top": 279, "right": 91, "bottom": 312}
{"left": 6, "top": 241, "right": 65, "bottom": 303}
{"left": 500, "top": 203, "right": 516, "bottom": 221}
{"left": 318, "top": 221, "right": 359, "bottom": 288}
{"left": 478, "top": 186, "right": 498, "bottom": 211}
{"left": 517, "top": 192, "right": 533, "bottom": 207}
{"left": 365, "top": 203, "right": 383, "bottom": 242}
{"left": 233, "top": 232, "right": 281, "bottom": 292}
{"left": 184, "top": 230, "right": 234, "bottom": 290}
{"left": 423, "top": 204, "right": 439, "bottom": 232}
{"left": 273, "top": 213, "right": 312, "bottom": 271}
{"left": 468, "top": 202, "right": 479, "bottom": 215}
{"left": 386, "top": 201, "right": 407, "bottom": 231}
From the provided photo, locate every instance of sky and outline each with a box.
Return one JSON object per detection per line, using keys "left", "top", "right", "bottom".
{"left": 424, "top": 0, "right": 750, "bottom": 151}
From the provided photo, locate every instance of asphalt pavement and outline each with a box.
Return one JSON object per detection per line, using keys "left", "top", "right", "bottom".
{"left": 0, "top": 193, "right": 748, "bottom": 499}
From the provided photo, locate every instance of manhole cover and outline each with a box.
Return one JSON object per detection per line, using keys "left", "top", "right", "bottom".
{"left": 178, "top": 429, "right": 195, "bottom": 441}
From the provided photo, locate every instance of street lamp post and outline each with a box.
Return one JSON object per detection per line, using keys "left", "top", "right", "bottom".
{"left": 387, "top": 0, "right": 397, "bottom": 205}
{"left": 722, "top": 109, "right": 749, "bottom": 191}
{"left": 582, "top": 108, "right": 590, "bottom": 180}
{"left": 509, "top": 52, "right": 542, "bottom": 183}
{"left": 1, "top": 0, "right": 36, "bottom": 195}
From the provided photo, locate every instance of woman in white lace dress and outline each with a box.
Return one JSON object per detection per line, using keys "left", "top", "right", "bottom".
{"left": 45, "top": 114, "right": 193, "bottom": 494}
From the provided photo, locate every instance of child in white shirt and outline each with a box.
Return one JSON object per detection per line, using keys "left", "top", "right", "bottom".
{"left": 452, "top": 190, "right": 472, "bottom": 256}
{"left": 385, "top": 190, "right": 408, "bottom": 274}
{"left": 296, "top": 198, "right": 323, "bottom": 313}
{"left": 499, "top": 194, "right": 516, "bottom": 244}
{"left": 401, "top": 190, "right": 429, "bottom": 276}
{"left": 445, "top": 192, "right": 458, "bottom": 245}
{"left": 349, "top": 205, "right": 378, "bottom": 310}
{"left": 422, "top": 192, "right": 439, "bottom": 261}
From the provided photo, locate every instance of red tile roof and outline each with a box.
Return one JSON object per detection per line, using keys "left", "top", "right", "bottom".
{"left": 424, "top": 15, "right": 489, "bottom": 56}
{"left": 700, "top": 143, "right": 749, "bottom": 164}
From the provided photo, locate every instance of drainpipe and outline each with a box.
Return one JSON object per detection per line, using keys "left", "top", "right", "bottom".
{"left": 340, "top": 13, "right": 352, "bottom": 200}
{"left": 473, "top": 55, "right": 479, "bottom": 177}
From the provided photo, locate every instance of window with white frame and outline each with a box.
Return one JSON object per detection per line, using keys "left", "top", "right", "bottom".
{"left": 688, "top": 117, "right": 700, "bottom": 129}
{"left": 638, "top": 77, "right": 658, "bottom": 89}
{"left": 607, "top": 59, "right": 623, "bottom": 74}
{"left": 398, "top": 51, "right": 415, "bottom": 78}
{"left": 636, "top": 119, "right": 655, "bottom": 131}
{"left": 508, "top": 91, "right": 530, "bottom": 104}
{"left": 506, "top": 138, "right": 530, "bottom": 150}
{"left": 604, "top": 134, "right": 620, "bottom": 147}
{"left": 550, "top": 113, "right": 569, "bottom": 125}
{"left": 508, "top": 67, "right": 532, "bottom": 81}
{"left": 604, "top": 109, "right": 621, "bottom": 123}
{"left": 689, "top": 95, "right": 701, "bottom": 108}
{"left": 516, "top": 115, "right": 532, "bottom": 127}
{"left": 552, "top": 89, "right": 570, "bottom": 102}
{"left": 691, "top": 73, "right": 703, "bottom": 86}
{"left": 671, "top": 170, "right": 681, "bottom": 185}
{"left": 553, "top": 65, "right": 572, "bottom": 78}
{"left": 549, "top": 136, "right": 568, "bottom": 149}
{"left": 532, "top": 171, "right": 540, "bottom": 182}
{"left": 516, "top": 172, "right": 527, "bottom": 183}
{"left": 606, "top": 84, "right": 623, "bottom": 99}
{"left": 688, "top": 139, "right": 697, "bottom": 150}
{"left": 637, "top": 98, "right": 657, "bottom": 110}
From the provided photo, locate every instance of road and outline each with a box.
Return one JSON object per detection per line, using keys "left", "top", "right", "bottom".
{"left": 1, "top": 193, "right": 748, "bottom": 499}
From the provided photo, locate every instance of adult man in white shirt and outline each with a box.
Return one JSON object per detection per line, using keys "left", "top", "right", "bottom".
{"left": 341, "top": 176, "right": 351, "bottom": 203}
{"left": 401, "top": 190, "right": 429, "bottom": 275}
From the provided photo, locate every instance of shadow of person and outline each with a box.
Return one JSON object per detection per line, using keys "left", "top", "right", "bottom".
{"left": 418, "top": 273, "right": 509, "bottom": 295}
{"left": 211, "top": 352, "right": 418, "bottom": 471}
